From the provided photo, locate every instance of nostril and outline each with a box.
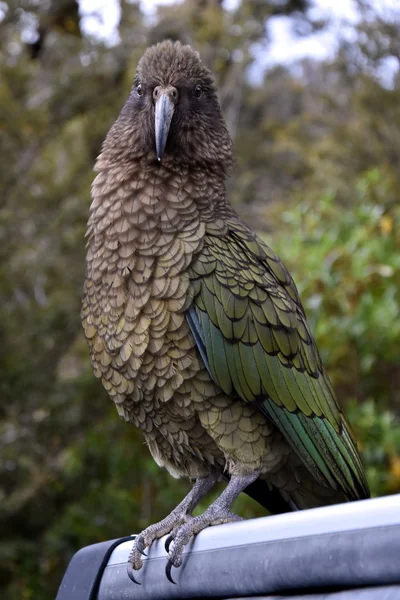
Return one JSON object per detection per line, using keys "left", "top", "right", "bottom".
{"left": 153, "top": 86, "right": 179, "bottom": 103}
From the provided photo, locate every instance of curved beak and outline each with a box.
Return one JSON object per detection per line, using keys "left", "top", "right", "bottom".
{"left": 155, "top": 93, "right": 175, "bottom": 161}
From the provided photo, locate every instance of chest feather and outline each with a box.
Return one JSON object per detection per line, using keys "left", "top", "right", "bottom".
{"left": 82, "top": 165, "right": 207, "bottom": 411}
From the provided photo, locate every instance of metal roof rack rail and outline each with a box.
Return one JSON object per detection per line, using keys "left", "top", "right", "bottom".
{"left": 56, "top": 493, "right": 400, "bottom": 600}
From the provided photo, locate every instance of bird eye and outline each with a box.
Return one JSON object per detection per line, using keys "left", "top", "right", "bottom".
{"left": 136, "top": 83, "right": 143, "bottom": 97}
{"left": 193, "top": 84, "right": 202, "bottom": 99}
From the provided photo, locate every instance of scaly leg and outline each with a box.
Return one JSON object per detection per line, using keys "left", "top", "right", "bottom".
{"left": 128, "top": 472, "right": 220, "bottom": 578}
{"left": 165, "top": 471, "right": 259, "bottom": 581}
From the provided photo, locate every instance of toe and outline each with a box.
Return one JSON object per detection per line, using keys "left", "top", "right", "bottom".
{"left": 128, "top": 551, "right": 143, "bottom": 571}
{"left": 165, "top": 525, "right": 191, "bottom": 570}
{"left": 128, "top": 539, "right": 145, "bottom": 571}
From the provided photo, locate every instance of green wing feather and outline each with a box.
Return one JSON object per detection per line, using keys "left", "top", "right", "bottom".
{"left": 189, "top": 217, "right": 369, "bottom": 500}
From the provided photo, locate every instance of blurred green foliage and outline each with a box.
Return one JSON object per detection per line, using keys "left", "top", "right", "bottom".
{"left": 1, "top": 1, "right": 400, "bottom": 598}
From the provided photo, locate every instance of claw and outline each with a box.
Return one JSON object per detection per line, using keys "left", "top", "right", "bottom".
{"left": 127, "top": 563, "right": 141, "bottom": 585}
{"left": 136, "top": 536, "right": 147, "bottom": 557}
{"left": 165, "top": 560, "right": 177, "bottom": 584}
{"left": 164, "top": 534, "right": 174, "bottom": 553}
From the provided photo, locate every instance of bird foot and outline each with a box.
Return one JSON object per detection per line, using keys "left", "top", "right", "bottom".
{"left": 165, "top": 508, "right": 244, "bottom": 577}
{"left": 128, "top": 510, "right": 188, "bottom": 572}
{"left": 127, "top": 474, "right": 221, "bottom": 583}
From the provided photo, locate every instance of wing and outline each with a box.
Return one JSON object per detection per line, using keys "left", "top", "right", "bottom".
{"left": 188, "top": 217, "right": 369, "bottom": 500}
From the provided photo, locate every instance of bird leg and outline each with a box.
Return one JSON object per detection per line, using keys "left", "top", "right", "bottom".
{"left": 128, "top": 472, "right": 220, "bottom": 572}
{"left": 165, "top": 471, "right": 259, "bottom": 578}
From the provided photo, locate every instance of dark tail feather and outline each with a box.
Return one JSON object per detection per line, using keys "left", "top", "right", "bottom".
{"left": 244, "top": 479, "right": 297, "bottom": 514}
{"left": 244, "top": 472, "right": 356, "bottom": 513}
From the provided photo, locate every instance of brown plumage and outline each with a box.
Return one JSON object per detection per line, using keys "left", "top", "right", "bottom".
{"left": 81, "top": 40, "right": 369, "bottom": 580}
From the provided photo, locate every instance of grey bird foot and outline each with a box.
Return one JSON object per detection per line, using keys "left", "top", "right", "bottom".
{"left": 165, "top": 509, "right": 244, "bottom": 582}
{"left": 128, "top": 514, "right": 186, "bottom": 576}
{"left": 126, "top": 474, "right": 222, "bottom": 584}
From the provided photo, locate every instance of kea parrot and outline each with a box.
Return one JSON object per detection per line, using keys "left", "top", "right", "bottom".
{"left": 81, "top": 40, "right": 370, "bottom": 582}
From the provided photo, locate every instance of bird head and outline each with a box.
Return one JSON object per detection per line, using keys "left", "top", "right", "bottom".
{"left": 106, "top": 40, "right": 233, "bottom": 173}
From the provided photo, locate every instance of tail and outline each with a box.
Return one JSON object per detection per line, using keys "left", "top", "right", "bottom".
{"left": 244, "top": 419, "right": 370, "bottom": 514}
{"left": 244, "top": 478, "right": 296, "bottom": 514}
{"left": 244, "top": 473, "right": 363, "bottom": 514}
{"left": 263, "top": 400, "right": 370, "bottom": 503}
